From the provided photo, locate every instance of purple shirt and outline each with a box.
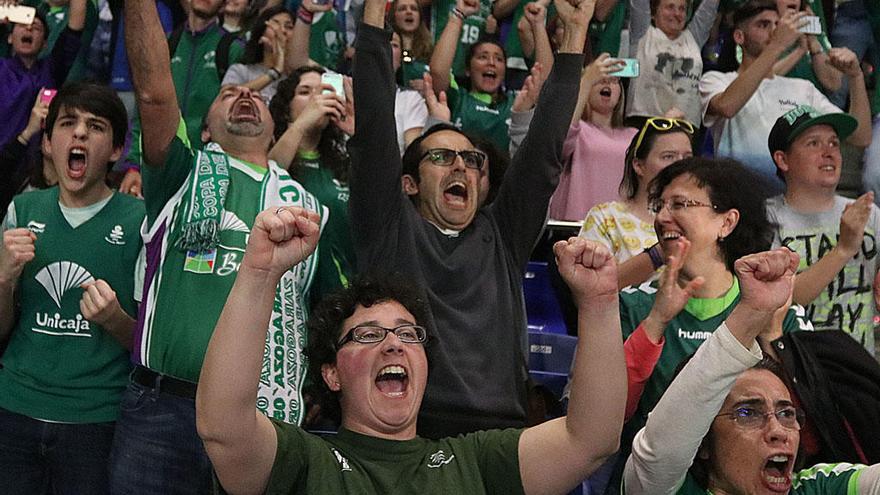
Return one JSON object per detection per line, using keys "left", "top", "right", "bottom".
{"left": 0, "top": 28, "right": 81, "bottom": 149}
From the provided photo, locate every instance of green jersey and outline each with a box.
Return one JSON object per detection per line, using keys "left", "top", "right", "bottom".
{"left": 293, "top": 155, "right": 355, "bottom": 298}
{"left": 136, "top": 123, "right": 324, "bottom": 425}
{"left": 264, "top": 425, "right": 525, "bottom": 494}
{"left": 309, "top": 10, "right": 345, "bottom": 71}
{"left": 0, "top": 188, "right": 144, "bottom": 423}
{"left": 431, "top": 0, "right": 493, "bottom": 77}
{"left": 677, "top": 463, "right": 867, "bottom": 494}
{"left": 620, "top": 278, "right": 812, "bottom": 420}
{"left": 39, "top": 0, "right": 99, "bottom": 83}
{"left": 448, "top": 86, "right": 514, "bottom": 152}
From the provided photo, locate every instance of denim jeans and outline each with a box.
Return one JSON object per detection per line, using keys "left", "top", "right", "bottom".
{"left": 0, "top": 407, "right": 115, "bottom": 495}
{"left": 828, "top": 0, "right": 878, "bottom": 108}
{"left": 108, "top": 381, "right": 214, "bottom": 495}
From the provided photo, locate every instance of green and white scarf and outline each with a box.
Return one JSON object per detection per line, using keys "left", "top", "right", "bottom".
{"left": 174, "top": 148, "right": 231, "bottom": 252}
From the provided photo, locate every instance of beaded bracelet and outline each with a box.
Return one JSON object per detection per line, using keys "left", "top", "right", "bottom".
{"left": 450, "top": 7, "right": 466, "bottom": 20}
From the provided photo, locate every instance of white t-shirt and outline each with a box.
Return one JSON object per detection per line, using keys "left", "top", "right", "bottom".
{"left": 395, "top": 88, "right": 428, "bottom": 156}
{"left": 700, "top": 72, "right": 841, "bottom": 191}
{"left": 626, "top": 26, "right": 705, "bottom": 125}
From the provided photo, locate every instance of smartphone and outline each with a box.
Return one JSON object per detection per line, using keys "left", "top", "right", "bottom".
{"left": 321, "top": 72, "right": 346, "bottom": 102}
{"left": 609, "top": 58, "right": 640, "bottom": 78}
{"left": 0, "top": 5, "right": 36, "bottom": 25}
{"left": 40, "top": 89, "right": 57, "bottom": 105}
{"left": 798, "top": 15, "right": 822, "bottom": 35}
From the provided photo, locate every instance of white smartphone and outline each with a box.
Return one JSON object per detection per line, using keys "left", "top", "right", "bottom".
{"left": 321, "top": 72, "right": 346, "bottom": 102}
{"left": 798, "top": 15, "right": 822, "bottom": 35}
{"left": 0, "top": 5, "right": 36, "bottom": 25}
{"left": 609, "top": 58, "right": 640, "bottom": 78}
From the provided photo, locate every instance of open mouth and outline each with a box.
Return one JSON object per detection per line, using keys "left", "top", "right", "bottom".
{"left": 375, "top": 365, "right": 408, "bottom": 397}
{"left": 68, "top": 148, "right": 87, "bottom": 178}
{"left": 599, "top": 86, "right": 613, "bottom": 97}
{"left": 482, "top": 71, "right": 498, "bottom": 82}
{"left": 443, "top": 182, "right": 469, "bottom": 207}
{"left": 762, "top": 454, "right": 793, "bottom": 492}
{"left": 660, "top": 231, "right": 682, "bottom": 241}
{"left": 230, "top": 98, "right": 260, "bottom": 123}
{"left": 21, "top": 34, "right": 34, "bottom": 46}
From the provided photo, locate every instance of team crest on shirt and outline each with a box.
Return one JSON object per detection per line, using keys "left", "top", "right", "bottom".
{"left": 105, "top": 225, "right": 126, "bottom": 245}
{"left": 427, "top": 450, "right": 455, "bottom": 468}
{"left": 331, "top": 448, "right": 352, "bottom": 472}
{"left": 27, "top": 221, "right": 45, "bottom": 234}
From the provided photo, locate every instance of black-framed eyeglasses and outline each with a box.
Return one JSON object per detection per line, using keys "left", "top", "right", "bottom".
{"left": 648, "top": 197, "right": 717, "bottom": 215}
{"left": 420, "top": 148, "right": 487, "bottom": 170}
{"left": 335, "top": 324, "right": 428, "bottom": 351}
{"left": 716, "top": 405, "right": 804, "bottom": 431}
{"left": 632, "top": 117, "right": 696, "bottom": 157}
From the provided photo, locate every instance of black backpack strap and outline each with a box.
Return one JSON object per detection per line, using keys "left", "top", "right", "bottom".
{"left": 215, "top": 32, "right": 239, "bottom": 80}
{"left": 167, "top": 25, "right": 184, "bottom": 59}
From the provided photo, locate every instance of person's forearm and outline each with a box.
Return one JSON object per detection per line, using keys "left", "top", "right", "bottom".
{"left": 492, "top": 0, "right": 519, "bottom": 19}
{"left": 623, "top": 324, "right": 663, "bottom": 421}
{"left": 811, "top": 52, "right": 842, "bottom": 92}
{"left": 791, "top": 246, "right": 850, "bottom": 305}
{"left": 708, "top": 45, "right": 784, "bottom": 119}
{"left": 68, "top": 0, "right": 87, "bottom": 31}
{"left": 267, "top": 125, "right": 306, "bottom": 168}
{"left": 364, "top": 0, "right": 385, "bottom": 27}
{"left": 628, "top": 0, "right": 650, "bottom": 45}
{"left": 566, "top": 297, "right": 627, "bottom": 471}
{"left": 532, "top": 20, "right": 554, "bottom": 73}
{"left": 100, "top": 309, "right": 135, "bottom": 350}
{"left": 772, "top": 46, "right": 805, "bottom": 77}
{"left": 687, "top": 0, "right": 719, "bottom": 46}
{"left": 430, "top": 16, "right": 464, "bottom": 93}
{"left": 125, "top": 0, "right": 178, "bottom": 167}
{"left": 518, "top": 18, "right": 536, "bottom": 59}
{"left": 558, "top": 23, "right": 587, "bottom": 54}
{"left": 571, "top": 75, "right": 591, "bottom": 126}
{"left": 624, "top": 324, "right": 760, "bottom": 495}
{"left": 198, "top": 267, "right": 276, "bottom": 442}
{"left": 289, "top": 16, "right": 313, "bottom": 71}
{"left": 845, "top": 72, "right": 872, "bottom": 147}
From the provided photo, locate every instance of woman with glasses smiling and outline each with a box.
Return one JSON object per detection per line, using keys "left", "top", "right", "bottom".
{"left": 623, "top": 247, "right": 880, "bottom": 494}
{"left": 605, "top": 156, "right": 814, "bottom": 494}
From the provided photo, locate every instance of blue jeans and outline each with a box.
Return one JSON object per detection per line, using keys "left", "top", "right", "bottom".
{"left": 828, "top": 0, "right": 878, "bottom": 108}
{"left": 108, "top": 381, "right": 214, "bottom": 494}
{"left": 0, "top": 407, "right": 115, "bottom": 495}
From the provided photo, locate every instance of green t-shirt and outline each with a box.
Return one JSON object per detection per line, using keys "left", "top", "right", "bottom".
{"left": 136, "top": 123, "right": 324, "bottom": 425}
{"left": 309, "top": 10, "right": 345, "bottom": 71}
{"left": 448, "top": 86, "right": 515, "bottom": 152}
{"left": 0, "top": 188, "right": 144, "bottom": 423}
{"left": 264, "top": 425, "right": 525, "bottom": 494}
{"left": 677, "top": 462, "right": 866, "bottom": 494}
{"left": 431, "top": 0, "right": 493, "bottom": 77}
{"left": 293, "top": 155, "right": 355, "bottom": 299}
{"left": 38, "top": 0, "right": 99, "bottom": 83}
{"left": 621, "top": 278, "right": 812, "bottom": 422}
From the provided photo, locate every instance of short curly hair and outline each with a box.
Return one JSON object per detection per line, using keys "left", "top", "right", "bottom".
{"left": 306, "top": 275, "right": 432, "bottom": 401}
{"left": 647, "top": 157, "right": 775, "bottom": 273}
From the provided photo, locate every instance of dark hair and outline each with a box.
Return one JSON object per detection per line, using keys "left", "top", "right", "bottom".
{"left": 619, "top": 120, "right": 694, "bottom": 200}
{"left": 733, "top": 0, "right": 777, "bottom": 29}
{"left": 305, "top": 275, "right": 432, "bottom": 405}
{"left": 269, "top": 67, "right": 351, "bottom": 183}
{"left": 46, "top": 82, "right": 129, "bottom": 152}
{"left": 388, "top": 0, "right": 434, "bottom": 61}
{"left": 401, "top": 123, "right": 478, "bottom": 182}
{"left": 647, "top": 157, "right": 775, "bottom": 272}
{"left": 688, "top": 357, "right": 795, "bottom": 489}
{"left": 239, "top": 5, "right": 292, "bottom": 65}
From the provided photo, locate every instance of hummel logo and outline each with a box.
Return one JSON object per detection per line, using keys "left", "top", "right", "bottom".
{"left": 105, "top": 225, "right": 125, "bottom": 245}
{"left": 27, "top": 221, "right": 45, "bottom": 234}
{"left": 332, "top": 448, "right": 352, "bottom": 472}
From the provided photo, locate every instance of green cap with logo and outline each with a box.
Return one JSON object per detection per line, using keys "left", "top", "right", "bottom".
{"left": 768, "top": 105, "right": 857, "bottom": 156}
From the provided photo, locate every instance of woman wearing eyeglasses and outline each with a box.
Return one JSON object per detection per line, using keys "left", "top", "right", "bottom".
{"left": 577, "top": 116, "right": 693, "bottom": 289}
{"left": 268, "top": 66, "right": 356, "bottom": 296}
{"left": 609, "top": 156, "right": 813, "bottom": 493}
{"left": 623, "top": 246, "right": 880, "bottom": 494}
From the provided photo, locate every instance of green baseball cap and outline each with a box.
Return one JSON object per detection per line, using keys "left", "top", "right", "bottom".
{"left": 768, "top": 105, "right": 857, "bottom": 156}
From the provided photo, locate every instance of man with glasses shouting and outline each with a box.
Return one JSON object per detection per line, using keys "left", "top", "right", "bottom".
{"left": 348, "top": 0, "right": 597, "bottom": 439}
{"left": 197, "top": 206, "right": 626, "bottom": 494}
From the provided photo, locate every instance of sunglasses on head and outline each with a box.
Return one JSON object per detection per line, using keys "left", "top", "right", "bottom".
{"left": 632, "top": 117, "right": 695, "bottom": 157}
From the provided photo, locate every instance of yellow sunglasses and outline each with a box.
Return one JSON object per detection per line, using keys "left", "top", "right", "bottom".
{"left": 632, "top": 117, "right": 696, "bottom": 157}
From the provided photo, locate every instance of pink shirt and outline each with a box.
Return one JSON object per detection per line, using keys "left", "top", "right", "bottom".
{"left": 549, "top": 121, "right": 637, "bottom": 221}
